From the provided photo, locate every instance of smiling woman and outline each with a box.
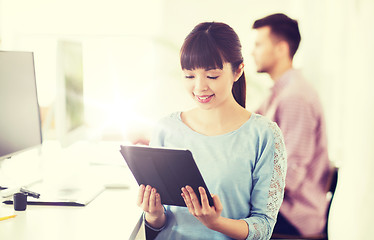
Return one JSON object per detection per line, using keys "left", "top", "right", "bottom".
{"left": 136, "top": 22, "right": 287, "bottom": 240}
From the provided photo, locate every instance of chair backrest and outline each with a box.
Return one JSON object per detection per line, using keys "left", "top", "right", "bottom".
{"left": 324, "top": 167, "right": 339, "bottom": 237}
{"left": 271, "top": 166, "right": 339, "bottom": 240}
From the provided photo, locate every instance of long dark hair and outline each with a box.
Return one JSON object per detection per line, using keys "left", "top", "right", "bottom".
{"left": 180, "top": 22, "right": 246, "bottom": 108}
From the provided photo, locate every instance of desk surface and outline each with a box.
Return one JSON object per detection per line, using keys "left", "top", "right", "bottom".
{"left": 0, "top": 187, "right": 143, "bottom": 240}
{"left": 0, "top": 140, "right": 144, "bottom": 240}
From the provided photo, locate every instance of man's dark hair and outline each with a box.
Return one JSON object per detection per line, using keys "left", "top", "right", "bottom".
{"left": 252, "top": 13, "right": 301, "bottom": 59}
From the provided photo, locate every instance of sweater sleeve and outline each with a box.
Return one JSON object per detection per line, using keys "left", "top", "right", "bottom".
{"left": 243, "top": 122, "right": 287, "bottom": 240}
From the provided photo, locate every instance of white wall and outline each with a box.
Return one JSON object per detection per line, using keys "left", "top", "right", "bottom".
{"left": 1, "top": 0, "right": 373, "bottom": 238}
{"left": 320, "top": 1, "right": 374, "bottom": 239}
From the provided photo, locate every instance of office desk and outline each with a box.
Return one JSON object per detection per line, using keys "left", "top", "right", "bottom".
{"left": 0, "top": 187, "right": 143, "bottom": 240}
{"left": 0, "top": 140, "right": 145, "bottom": 240}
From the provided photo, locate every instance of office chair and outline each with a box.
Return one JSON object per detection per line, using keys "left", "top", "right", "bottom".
{"left": 271, "top": 166, "right": 339, "bottom": 240}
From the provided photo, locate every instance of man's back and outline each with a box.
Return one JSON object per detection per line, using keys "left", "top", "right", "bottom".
{"left": 257, "top": 69, "right": 331, "bottom": 235}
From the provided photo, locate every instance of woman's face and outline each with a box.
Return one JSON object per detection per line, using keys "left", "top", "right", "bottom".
{"left": 182, "top": 62, "right": 240, "bottom": 110}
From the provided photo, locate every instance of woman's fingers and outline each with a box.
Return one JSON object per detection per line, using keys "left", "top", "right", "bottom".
{"left": 212, "top": 194, "right": 222, "bottom": 208}
{"left": 181, "top": 187, "right": 195, "bottom": 213}
{"left": 199, "top": 187, "right": 210, "bottom": 210}
{"left": 186, "top": 186, "right": 200, "bottom": 206}
{"left": 142, "top": 185, "right": 152, "bottom": 211}
{"left": 137, "top": 185, "right": 165, "bottom": 221}
{"left": 155, "top": 192, "right": 161, "bottom": 206}
{"left": 137, "top": 184, "right": 146, "bottom": 207}
{"left": 212, "top": 194, "right": 223, "bottom": 214}
{"left": 149, "top": 188, "right": 157, "bottom": 210}
{"left": 185, "top": 185, "right": 205, "bottom": 216}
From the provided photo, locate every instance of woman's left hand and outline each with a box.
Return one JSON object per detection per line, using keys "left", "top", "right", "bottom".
{"left": 181, "top": 185, "right": 223, "bottom": 229}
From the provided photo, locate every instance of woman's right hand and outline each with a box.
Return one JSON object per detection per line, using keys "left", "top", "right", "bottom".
{"left": 137, "top": 184, "right": 165, "bottom": 227}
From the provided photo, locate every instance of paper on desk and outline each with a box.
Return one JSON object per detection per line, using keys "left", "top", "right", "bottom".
{"left": 3, "top": 183, "right": 105, "bottom": 207}
{"left": 29, "top": 183, "right": 105, "bottom": 206}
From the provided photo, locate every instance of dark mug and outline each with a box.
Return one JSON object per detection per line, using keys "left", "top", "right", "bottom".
{"left": 13, "top": 192, "right": 27, "bottom": 211}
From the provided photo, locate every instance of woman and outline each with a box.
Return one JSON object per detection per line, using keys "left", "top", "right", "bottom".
{"left": 137, "top": 22, "right": 287, "bottom": 240}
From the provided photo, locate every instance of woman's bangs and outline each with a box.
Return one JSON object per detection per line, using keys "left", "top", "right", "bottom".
{"left": 180, "top": 34, "right": 224, "bottom": 70}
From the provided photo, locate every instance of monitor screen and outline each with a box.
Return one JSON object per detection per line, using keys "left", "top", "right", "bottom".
{"left": 0, "top": 51, "right": 42, "bottom": 160}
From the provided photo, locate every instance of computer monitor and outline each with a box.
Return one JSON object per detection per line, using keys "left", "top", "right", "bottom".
{"left": 0, "top": 51, "right": 42, "bottom": 161}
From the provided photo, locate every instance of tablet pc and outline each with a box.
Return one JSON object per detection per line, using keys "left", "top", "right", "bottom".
{"left": 119, "top": 145, "right": 214, "bottom": 207}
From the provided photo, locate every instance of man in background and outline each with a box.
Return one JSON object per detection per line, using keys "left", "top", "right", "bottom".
{"left": 252, "top": 13, "right": 331, "bottom": 237}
